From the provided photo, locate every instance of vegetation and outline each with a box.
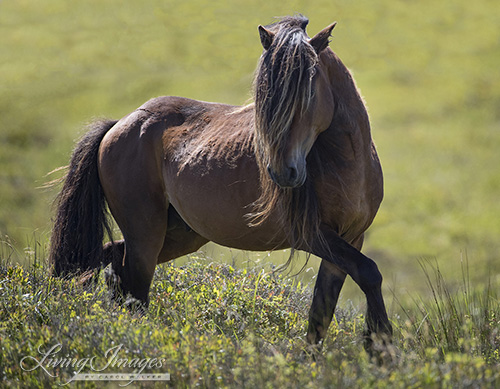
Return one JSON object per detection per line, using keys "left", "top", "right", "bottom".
{"left": 1, "top": 0, "right": 499, "bottom": 284}
{"left": 1, "top": 0, "right": 499, "bottom": 387}
{"left": 1, "top": 253, "right": 499, "bottom": 387}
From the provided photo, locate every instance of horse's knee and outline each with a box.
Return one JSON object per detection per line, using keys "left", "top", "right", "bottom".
{"left": 357, "top": 259, "right": 383, "bottom": 294}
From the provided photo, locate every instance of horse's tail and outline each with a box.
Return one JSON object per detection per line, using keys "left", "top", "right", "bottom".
{"left": 49, "top": 119, "right": 118, "bottom": 277}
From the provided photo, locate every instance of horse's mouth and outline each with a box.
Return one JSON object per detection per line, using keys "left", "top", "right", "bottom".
{"left": 267, "top": 163, "right": 306, "bottom": 188}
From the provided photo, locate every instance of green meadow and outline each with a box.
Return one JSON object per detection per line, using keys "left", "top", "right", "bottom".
{"left": 1, "top": 257, "right": 499, "bottom": 387}
{"left": 1, "top": 0, "right": 500, "bottom": 385}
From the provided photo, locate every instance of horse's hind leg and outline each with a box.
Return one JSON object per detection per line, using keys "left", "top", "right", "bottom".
{"left": 102, "top": 183, "right": 169, "bottom": 311}
{"left": 105, "top": 213, "right": 207, "bottom": 312}
{"left": 110, "top": 204, "right": 168, "bottom": 310}
{"left": 106, "top": 235, "right": 166, "bottom": 311}
{"left": 104, "top": 205, "right": 208, "bottom": 310}
{"left": 98, "top": 118, "right": 173, "bottom": 311}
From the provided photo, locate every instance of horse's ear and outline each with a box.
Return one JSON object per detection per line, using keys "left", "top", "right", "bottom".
{"left": 309, "top": 22, "right": 337, "bottom": 54}
{"left": 258, "top": 25, "right": 275, "bottom": 50}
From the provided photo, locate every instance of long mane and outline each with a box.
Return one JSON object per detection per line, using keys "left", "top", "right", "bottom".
{"left": 254, "top": 16, "right": 318, "bottom": 168}
{"left": 249, "top": 15, "right": 325, "bottom": 254}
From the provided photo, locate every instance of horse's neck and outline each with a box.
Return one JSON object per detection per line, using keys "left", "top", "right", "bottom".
{"left": 324, "top": 51, "right": 373, "bottom": 147}
{"left": 310, "top": 51, "right": 375, "bottom": 171}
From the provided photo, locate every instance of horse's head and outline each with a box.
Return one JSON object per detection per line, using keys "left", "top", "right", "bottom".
{"left": 254, "top": 16, "right": 336, "bottom": 188}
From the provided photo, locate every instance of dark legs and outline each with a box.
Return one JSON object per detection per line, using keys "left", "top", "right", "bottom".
{"left": 305, "top": 226, "right": 392, "bottom": 355}
{"left": 104, "top": 236, "right": 161, "bottom": 312}
{"left": 307, "top": 260, "right": 346, "bottom": 345}
{"left": 103, "top": 227, "right": 207, "bottom": 312}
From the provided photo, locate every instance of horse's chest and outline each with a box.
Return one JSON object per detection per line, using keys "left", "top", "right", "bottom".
{"left": 316, "top": 163, "right": 382, "bottom": 244}
{"left": 324, "top": 196, "right": 371, "bottom": 242}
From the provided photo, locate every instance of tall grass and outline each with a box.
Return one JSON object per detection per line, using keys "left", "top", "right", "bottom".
{"left": 1, "top": 244, "right": 499, "bottom": 387}
{"left": 1, "top": 0, "right": 500, "bottom": 291}
{"left": 395, "top": 257, "right": 500, "bottom": 365}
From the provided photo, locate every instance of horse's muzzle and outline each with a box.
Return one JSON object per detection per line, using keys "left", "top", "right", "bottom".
{"left": 267, "top": 163, "right": 306, "bottom": 188}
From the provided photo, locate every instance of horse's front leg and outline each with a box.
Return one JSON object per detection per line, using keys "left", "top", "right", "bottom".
{"left": 304, "top": 225, "right": 393, "bottom": 357}
{"left": 306, "top": 260, "right": 346, "bottom": 346}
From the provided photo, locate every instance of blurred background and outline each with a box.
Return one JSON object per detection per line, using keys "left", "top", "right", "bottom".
{"left": 1, "top": 0, "right": 499, "bottom": 301}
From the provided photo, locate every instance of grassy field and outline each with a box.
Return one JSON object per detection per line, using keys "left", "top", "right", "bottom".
{"left": 1, "top": 0, "right": 500, "bottom": 385}
{"left": 1, "top": 255, "right": 499, "bottom": 387}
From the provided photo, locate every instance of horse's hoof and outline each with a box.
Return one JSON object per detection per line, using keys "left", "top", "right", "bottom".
{"left": 363, "top": 331, "right": 397, "bottom": 365}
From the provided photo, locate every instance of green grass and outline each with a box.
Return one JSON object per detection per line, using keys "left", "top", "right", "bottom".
{"left": 1, "top": 252, "right": 499, "bottom": 387}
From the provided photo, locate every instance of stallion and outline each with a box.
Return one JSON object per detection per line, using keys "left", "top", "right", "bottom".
{"left": 50, "top": 15, "right": 392, "bottom": 354}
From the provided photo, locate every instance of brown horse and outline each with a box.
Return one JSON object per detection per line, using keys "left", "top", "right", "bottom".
{"left": 49, "top": 15, "right": 392, "bottom": 353}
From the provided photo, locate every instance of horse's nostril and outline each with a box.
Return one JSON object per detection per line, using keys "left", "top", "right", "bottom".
{"left": 288, "top": 166, "right": 298, "bottom": 181}
{"left": 266, "top": 163, "right": 303, "bottom": 188}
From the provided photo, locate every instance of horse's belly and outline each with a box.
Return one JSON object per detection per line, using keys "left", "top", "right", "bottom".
{"left": 163, "top": 161, "right": 286, "bottom": 251}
